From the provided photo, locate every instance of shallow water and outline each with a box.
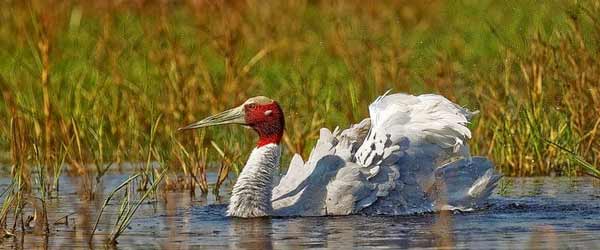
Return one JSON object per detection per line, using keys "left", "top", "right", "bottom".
{"left": 0, "top": 174, "right": 599, "bottom": 249}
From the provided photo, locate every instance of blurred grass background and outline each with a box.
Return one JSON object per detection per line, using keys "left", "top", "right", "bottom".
{"left": 0, "top": 0, "right": 599, "bottom": 177}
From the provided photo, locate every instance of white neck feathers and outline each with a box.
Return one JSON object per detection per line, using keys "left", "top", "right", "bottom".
{"left": 227, "top": 143, "right": 281, "bottom": 217}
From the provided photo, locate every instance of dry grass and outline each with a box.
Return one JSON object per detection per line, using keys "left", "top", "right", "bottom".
{"left": 0, "top": 1, "right": 598, "bottom": 196}
{"left": 0, "top": 0, "right": 598, "bottom": 244}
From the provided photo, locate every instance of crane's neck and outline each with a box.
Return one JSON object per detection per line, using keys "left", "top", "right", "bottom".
{"left": 227, "top": 143, "right": 281, "bottom": 217}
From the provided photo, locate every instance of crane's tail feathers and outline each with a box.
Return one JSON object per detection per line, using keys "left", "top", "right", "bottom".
{"left": 428, "top": 156, "right": 501, "bottom": 210}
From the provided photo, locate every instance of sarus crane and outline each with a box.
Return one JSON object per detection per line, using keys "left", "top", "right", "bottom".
{"left": 180, "top": 92, "right": 501, "bottom": 218}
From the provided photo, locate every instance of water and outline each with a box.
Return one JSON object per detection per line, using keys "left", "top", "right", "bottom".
{"left": 0, "top": 175, "right": 598, "bottom": 249}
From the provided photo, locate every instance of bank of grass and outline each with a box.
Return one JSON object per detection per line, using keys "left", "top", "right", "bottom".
{"left": 0, "top": 0, "right": 599, "bottom": 181}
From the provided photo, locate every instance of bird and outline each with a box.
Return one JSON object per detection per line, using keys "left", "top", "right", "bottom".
{"left": 179, "top": 92, "right": 501, "bottom": 218}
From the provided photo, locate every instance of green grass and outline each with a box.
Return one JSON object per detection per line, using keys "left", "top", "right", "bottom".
{"left": 0, "top": 0, "right": 599, "bottom": 180}
{"left": 1, "top": 0, "right": 599, "bottom": 242}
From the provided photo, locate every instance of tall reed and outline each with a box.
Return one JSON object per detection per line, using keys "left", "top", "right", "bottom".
{"left": 0, "top": 0, "right": 598, "bottom": 182}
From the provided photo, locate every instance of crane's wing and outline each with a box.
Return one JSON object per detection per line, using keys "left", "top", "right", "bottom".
{"left": 272, "top": 92, "right": 501, "bottom": 216}
{"left": 271, "top": 120, "right": 371, "bottom": 216}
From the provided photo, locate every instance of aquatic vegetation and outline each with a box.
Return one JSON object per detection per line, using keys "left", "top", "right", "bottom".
{"left": 91, "top": 114, "right": 166, "bottom": 244}
{"left": 546, "top": 140, "right": 600, "bottom": 179}
{"left": 170, "top": 130, "right": 209, "bottom": 193}
{"left": 1, "top": 1, "right": 598, "bottom": 179}
{"left": 0, "top": 0, "right": 599, "bottom": 243}
{"left": 89, "top": 169, "right": 166, "bottom": 245}
{"left": 109, "top": 169, "right": 166, "bottom": 244}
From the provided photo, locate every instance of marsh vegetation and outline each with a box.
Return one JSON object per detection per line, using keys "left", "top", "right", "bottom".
{"left": 0, "top": 0, "right": 599, "bottom": 246}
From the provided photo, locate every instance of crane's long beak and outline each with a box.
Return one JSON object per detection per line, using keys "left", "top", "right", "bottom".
{"left": 178, "top": 105, "right": 246, "bottom": 131}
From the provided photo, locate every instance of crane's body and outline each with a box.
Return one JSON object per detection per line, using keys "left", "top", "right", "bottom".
{"left": 180, "top": 92, "right": 501, "bottom": 218}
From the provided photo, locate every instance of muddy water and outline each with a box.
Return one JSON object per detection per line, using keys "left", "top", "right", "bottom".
{"left": 0, "top": 174, "right": 599, "bottom": 249}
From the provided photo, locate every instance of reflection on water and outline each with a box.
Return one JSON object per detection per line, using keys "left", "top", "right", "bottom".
{"left": 0, "top": 175, "right": 599, "bottom": 249}
{"left": 230, "top": 218, "right": 273, "bottom": 250}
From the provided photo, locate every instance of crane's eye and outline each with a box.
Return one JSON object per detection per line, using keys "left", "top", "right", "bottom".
{"left": 246, "top": 103, "right": 257, "bottom": 109}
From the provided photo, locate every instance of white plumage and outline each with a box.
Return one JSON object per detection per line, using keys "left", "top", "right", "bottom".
{"left": 227, "top": 144, "right": 281, "bottom": 217}
{"left": 185, "top": 92, "right": 501, "bottom": 217}
{"left": 268, "top": 92, "right": 500, "bottom": 216}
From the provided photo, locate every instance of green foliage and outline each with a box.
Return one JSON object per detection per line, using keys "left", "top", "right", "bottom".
{"left": 0, "top": 0, "right": 598, "bottom": 177}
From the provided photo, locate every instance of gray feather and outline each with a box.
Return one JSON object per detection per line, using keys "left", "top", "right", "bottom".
{"left": 268, "top": 92, "right": 501, "bottom": 217}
